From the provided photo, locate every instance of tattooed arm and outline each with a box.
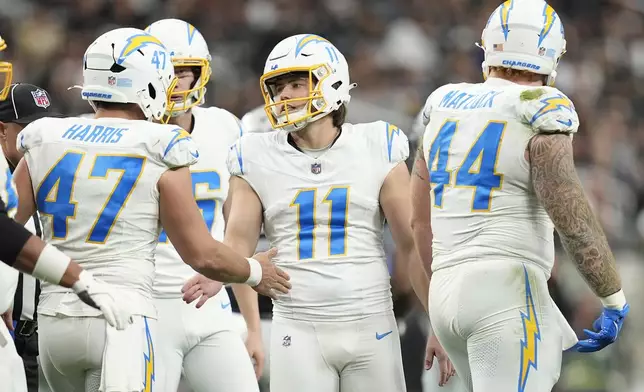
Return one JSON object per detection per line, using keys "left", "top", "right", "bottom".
{"left": 528, "top": 133, "right": 622, "bottom": 298}
{"left": 409, "top": 140, "right": 432, "bottom": 311}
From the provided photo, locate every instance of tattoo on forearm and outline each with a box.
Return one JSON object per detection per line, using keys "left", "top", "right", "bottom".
{"left": 413, "top": 143, "right": 429, "bottom": 181}
{"left": 529, "top": 134, "right": 621, "bottom": 297}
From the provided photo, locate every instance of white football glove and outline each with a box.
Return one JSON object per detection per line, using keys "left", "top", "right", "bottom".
{"left": 71, "top": 270, "right": 133, "bottom": 330}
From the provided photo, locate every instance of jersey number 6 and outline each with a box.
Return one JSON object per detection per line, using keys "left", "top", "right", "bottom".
{"left": 158, "top": 170, "right": 221, "bottom": 243}
{"left": 428, "top": 120, "right": 506, "bottom": 212}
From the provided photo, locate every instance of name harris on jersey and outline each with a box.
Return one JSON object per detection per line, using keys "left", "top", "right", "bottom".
{"left": 61, "top": 123, "right": 128, "bottom": 144}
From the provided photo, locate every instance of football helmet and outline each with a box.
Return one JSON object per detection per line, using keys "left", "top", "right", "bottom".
{"left": 0, "top": 35, "right": 13, "bottom": 101}
{"left": 260, "top": 34, "right": 355, "bottom": 132}
{"left": 480, "top": 0, "right": 566, "bottom": 86}
{"left": 145, "top": 19, "right": 211, "bottom": 115}
{"left": 81, "top": 27, "right": 177, "bottom": 122}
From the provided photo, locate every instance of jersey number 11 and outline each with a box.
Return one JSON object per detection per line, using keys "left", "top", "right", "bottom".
{"left": 291, "top": 186, "right": 349, "bottom": 260}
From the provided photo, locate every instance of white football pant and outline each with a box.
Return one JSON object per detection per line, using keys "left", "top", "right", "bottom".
{"left": 270, "top": 311, "right": 406, "bottom": 392}
{"left": 429, "top": 260, "right": 562, "bottom": 392}
{"left": 154, "top": 290, "right": 258, "bottom": 392}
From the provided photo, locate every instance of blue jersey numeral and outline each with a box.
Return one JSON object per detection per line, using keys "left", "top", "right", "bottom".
{"left": 291, "top": 186, "right": 350, "bottom": 260}
{"left": 159, "top": 171, "right": 221, "bottom": 243}
{"left": 36, "top": 151, "right": 145, "bottom": 242}
{"left": 428, "top": 120, "right": 506, "bottom": 211}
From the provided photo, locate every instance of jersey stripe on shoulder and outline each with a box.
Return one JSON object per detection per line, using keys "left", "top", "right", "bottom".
{"left": 385, "top": 122, "right": 403, "bottom": 163}
{"left": 230, "top": 138, "right": 244, "bottom": 175}
{"left": 163, "top": 128, "right": 194, "bottom": 158}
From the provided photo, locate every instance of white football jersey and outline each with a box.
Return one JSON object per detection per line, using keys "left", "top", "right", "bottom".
{"left": 421, "top": 77, "right": 579, "bottom": 275}
{"left": 153, "top": 106, "right": 243, "bottom": 297}
{"left": 228, "top": 122, "right": 409, "bottom": 322}
{"left": 0, "top": 159, "right": 19, "bottom": 314}
{"left": 18, "top": 116, "right": 198, "bottom": 317}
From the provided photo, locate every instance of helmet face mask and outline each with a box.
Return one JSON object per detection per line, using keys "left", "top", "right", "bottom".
{"left": 0, "top": 36, "right": 13, "bottom": 101}
{"left": 145, "top": 19, "right": 212, "bottom": 116}
{"left": 260, "top": 64, "right": 334, "bottom": 132}
{"left": 260, "top": 34, "right": 354, "bottom": 133}
{"left": 81, "top": 28, "right": 177, "bottom": 122}
{"left": 479, "top": 0, "right": 566, "bottom": 86}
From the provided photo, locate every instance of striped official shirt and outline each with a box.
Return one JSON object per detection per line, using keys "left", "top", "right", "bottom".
{"left": 8, "top": 160, "right": 41, "bottom": 322}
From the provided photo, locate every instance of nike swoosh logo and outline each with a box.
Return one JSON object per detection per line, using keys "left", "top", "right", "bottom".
{"left": 557, "top": 119, "right": 573, "bottom": 127}
{"left": 190, "top": 151, "right": 200, "bottom": 158}
{"left": 376, "top": 331, "right": 393, "bottom": 340}
{"left": 301, "top": 53, "right": 312, "bottom": 57}
{"left": 220, "top": 302, "right": 231, "bottom": 309}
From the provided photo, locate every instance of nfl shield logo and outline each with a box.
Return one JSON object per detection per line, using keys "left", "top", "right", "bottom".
{"left": 30, "top": 89, "right": 50, "bottom": 109}
{"left": 108, "top": 76, "right": 116, "bottom": 86}
{"left": 311, "top": 162, "right": 322, "bottom": 175}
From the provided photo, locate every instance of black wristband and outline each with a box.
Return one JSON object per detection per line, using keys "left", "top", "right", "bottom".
{"left": 0, "top": 199, "right": 34, "bottom": 266}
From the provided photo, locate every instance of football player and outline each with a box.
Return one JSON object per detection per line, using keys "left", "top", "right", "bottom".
{"left": 144, "top": 18, "right": 260, "bottom": 392}
{"left": 0, "top": 34, "right": 133, "bottom": 392}
{"left": 225, "top": 34, "right": 415, "bottom": 392}
{"left": 411, "top": 1, "right": 629, "bottom": 391}
{"left": 11, "top": 28, "right": 289, "bottom": 392}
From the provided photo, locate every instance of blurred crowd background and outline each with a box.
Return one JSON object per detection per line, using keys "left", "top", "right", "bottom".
{"left": 2, "top": 0, "right": 643, "bottom": 391}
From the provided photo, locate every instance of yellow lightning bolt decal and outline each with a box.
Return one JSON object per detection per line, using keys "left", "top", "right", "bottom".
{"left": 295, "top": 34, "right": 330, "bottom": 56}
{"left": 499, "top": 0, "right": 514, "bottom": 40}
{"left": 386, "top": 123, "right": 401, "bottom": 163}
{"left": 518, "top": 266, "right": 540, "bottom": 392}
{"left": 538, "top": 4, "right": 557, "bottom": 46}
{"left": 530, "top": 94, "right": 574, "bottom": 125}
{"left": 118, "top": 33, "right": 165, "bottom": 64}
{"left": 143, "top": 317, "right": 155, "bottom": 392}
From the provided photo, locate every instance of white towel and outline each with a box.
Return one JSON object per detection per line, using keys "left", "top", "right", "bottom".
{"left": 100, "top": 316, "right": 153, "bottom": 392}
{"left": 551, "top": 298, "right": 578, "bottom": 350}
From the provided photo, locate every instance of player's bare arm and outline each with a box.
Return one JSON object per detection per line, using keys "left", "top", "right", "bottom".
{"left": 409, "top": 139, "right": 456, "bottom": 385}
{"left": 380, "top": 163, "right": 416, "bottom": 298}
{"left": 529, "top": 133, "right": 621, "bottom": 297}
{"left": 159, "top": 167, "right": 290, "bottom": 296}
{"left": 225, "top": 176, "right": 263, "bottom": 333}
{"left": 12, "top": 158, "right": 36, "bottom": 225}
{"left": 409, "top": 141, "right": 432, "bottom": 312}
{"left": 225, "top": 176, "right": 266, "bottom": 378}
{"left": 224, "top": 178, "right": 263, "bottom": 300}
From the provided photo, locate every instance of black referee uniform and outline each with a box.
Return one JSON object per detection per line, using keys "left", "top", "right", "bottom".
{"left": 0, "top": 83, "right": 62, "bottom": 392}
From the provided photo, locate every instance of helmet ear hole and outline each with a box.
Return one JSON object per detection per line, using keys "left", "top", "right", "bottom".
{"left": 148, "top": 83, "right": 156, "bottom": 99}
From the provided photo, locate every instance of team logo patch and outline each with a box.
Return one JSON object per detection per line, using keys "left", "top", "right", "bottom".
{"left": 108, "top": 76, "right": 117, "bottom": 86}
{"left": 282, "top": 335, "right": 291, "bottom": 347}
{"left": 311, "top": 162, "right": 322, "bottom": 174}
{"left": 31, "top": 89, "right": 50, "bottom": 108}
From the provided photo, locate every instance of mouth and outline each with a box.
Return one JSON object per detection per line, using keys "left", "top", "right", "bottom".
{"left": 279, "top": 104, "right": 302, "bottom": 114}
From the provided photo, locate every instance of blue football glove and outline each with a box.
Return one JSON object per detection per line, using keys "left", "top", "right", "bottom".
{"left": 568, "top": 304, "right": 630, "bottom": 353}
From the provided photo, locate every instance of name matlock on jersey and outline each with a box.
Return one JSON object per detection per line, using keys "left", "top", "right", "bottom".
{"left": 18, "top": 116, "right": 198, "bottom": 317}
{"left": 421, "top": 78, "right": 579, "bottom": 275}
{"left": 227, "top": 121, "right": 409, "bottom": 322}
{"left": 153, "top": 106, "right": 244, "bottom": 297}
